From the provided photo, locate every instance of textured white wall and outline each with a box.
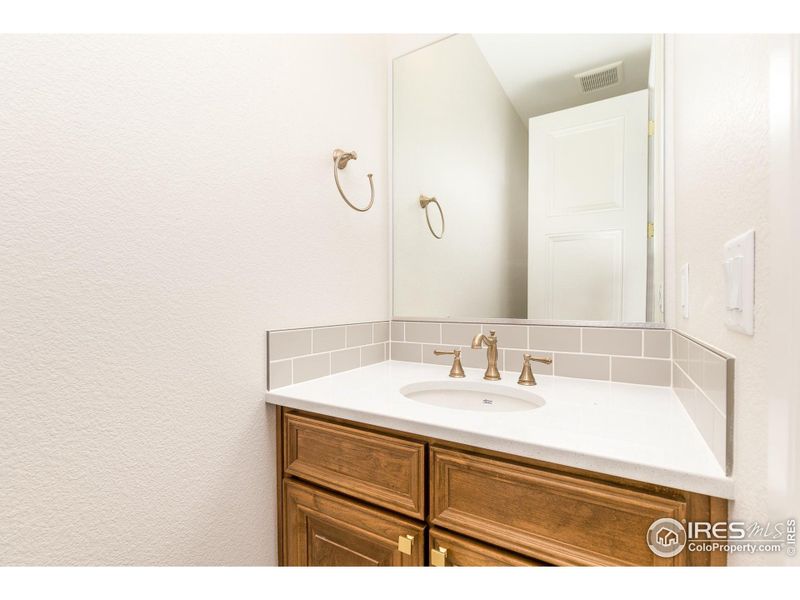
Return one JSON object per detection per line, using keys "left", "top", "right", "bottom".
{"left": 0, "top": 35, "right": 389, "bottom": 565}
{"left": 671, "top": 34, "right": 773, "bottom": 565}
{"left": 392, "top": 34, "right": 528, "bottom": 319}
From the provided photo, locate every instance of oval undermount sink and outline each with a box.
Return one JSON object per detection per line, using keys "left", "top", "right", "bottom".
{"left": 399, "top": 380, "right": 545, "bottom": 412}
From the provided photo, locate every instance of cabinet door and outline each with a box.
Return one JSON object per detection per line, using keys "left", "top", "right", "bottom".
{"left": 283, "top": 479, "right": 425, "bottom": 566}
{"left": 429, "top": 528, "right": 546, "bottom": 566}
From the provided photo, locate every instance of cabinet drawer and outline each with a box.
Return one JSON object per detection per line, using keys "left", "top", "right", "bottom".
{"left": 283, "top": 479, "right": 425, "bottom": 566}
{"left": 430, "top": 446, "right": 688, "bottom": 566}
{"left": 283, "top": 412, "right": 425, "bottom": 519}
{"left": 429, "top": 528, "right": 545, "bottom": 566}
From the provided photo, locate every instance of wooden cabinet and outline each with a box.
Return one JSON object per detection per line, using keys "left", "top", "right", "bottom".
{"left": 276, "top": 407, "right": 727, "bottom": 567}
{"left": 283, "top": 479, "right": 425, "bottom": 566}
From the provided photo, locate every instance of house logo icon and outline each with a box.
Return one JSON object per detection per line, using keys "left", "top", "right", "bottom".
{"left": 647, "top": 518, "right": 687, "bottom": 558}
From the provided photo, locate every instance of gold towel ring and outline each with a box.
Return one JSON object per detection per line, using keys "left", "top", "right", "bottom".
{"left": 333, "top": 149, "right": 374, "bottom": 212}
{"left": 419, "top": 195, "right": 444, "bottom": 239}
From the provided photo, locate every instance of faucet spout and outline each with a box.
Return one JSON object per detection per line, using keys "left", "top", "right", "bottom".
{"left": 470, "top": 332, "right": 487, "bottom": 349}
{"left": 471, "top": 330, "right": 500, "bottom": 381}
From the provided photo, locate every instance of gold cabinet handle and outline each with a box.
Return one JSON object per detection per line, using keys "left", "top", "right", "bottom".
{"left": 431, "top": 546, "right": 448, "bottom": 567}
{"left": 398, "top": 534, "right": 415, "bottom": 555}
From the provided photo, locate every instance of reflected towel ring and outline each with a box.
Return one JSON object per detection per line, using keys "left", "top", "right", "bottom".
{"left": 333, "top": 149, "right": 374, "bottom": 212}
{"left": 419, "top": 194, "right": 445, "bottom": 239}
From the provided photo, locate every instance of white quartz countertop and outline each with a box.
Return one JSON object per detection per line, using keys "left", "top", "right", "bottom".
{"left": 265, "top": 360, "right": 734, "bottom": 499}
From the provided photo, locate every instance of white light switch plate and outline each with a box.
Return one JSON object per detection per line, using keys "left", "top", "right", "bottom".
{"left": 724, "top": 229, "right": 755, "bottom": 335}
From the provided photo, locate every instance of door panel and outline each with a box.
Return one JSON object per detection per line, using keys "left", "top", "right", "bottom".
{"left": 283, "top": 479, "right": 425, "bottom": 567}
{"left": 529, "top": 89, "right": 648, "bottom": 321}
{"left": 546, "top": 231, "right": 622, "bottom": 321}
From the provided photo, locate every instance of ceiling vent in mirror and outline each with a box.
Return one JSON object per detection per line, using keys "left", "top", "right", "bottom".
{"left": 575, "top": 61, "right": 624, "bottom": 93}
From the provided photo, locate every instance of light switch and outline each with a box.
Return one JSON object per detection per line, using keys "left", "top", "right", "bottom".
{"left": 724, "top": 230, "right": 755, "bottom": 335}
{"left": 680, "top": 263, "right": 690, "bottom": 319}
{"left": 724, "top": 255, "right": 743, "bottom": 310}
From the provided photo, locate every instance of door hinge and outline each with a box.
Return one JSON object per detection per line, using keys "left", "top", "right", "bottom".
{"left": 398, "top": 534, "right": 414, "bottom": 555}
{"left": 647, "top": 222, "right": 655, "bottom": 238}
{"left": 648, "top": 120, "right": 656, "bottom": 136}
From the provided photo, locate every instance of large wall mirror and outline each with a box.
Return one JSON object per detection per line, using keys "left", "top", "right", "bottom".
{"left": 393, "top": 34, "right": 665, "bottom": 325}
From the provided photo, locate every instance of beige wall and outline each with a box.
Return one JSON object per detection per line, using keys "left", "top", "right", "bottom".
{"left": 671, "top": 34, "right": 772, "bottom": 565}
{"left": 0, "top": 35, "right": 389, "bottom": 565}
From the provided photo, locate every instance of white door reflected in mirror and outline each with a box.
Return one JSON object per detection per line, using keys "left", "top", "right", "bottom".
{"left": 528, "top": 90, "right": 648, "bottom": 322}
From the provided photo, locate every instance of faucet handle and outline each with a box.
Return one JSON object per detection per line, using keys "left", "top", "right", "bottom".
{"left": 433, "top": 348, "right": 466, "bottom": 378}
{"left": 518, "top": 353, "right": 552, "bottom": 386}
{"left": 524, "top": 353, "right": 552, "bottom": 366}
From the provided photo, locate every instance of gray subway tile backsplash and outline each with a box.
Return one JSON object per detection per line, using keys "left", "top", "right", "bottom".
{"left": 268, "top": 320, "right": 389, "bottom": 389}
{"left": 390, "top": 321, "right": 405, "bottom": 341}
{"left": 688, "top": 340, "right": 705, "bottom": 389}
{"left": 390, "top": 341, "right": 422, "bottom": 362}
{"left": 582, "top": 327, "right": 643, "bottom": 356}
{"left": 643, "top": 330, "right": 671, "bottom": 359}
{"left": 269, "top": 359, "right": 292, "bottom": 389}
{"left": 269, "top": 328, "right": 312, "bottom": 360}
{"left": 701, "top": 348, "right": 728, "bottom": 414}
{"left": 671, "top": 330, "right": 733, "bottom": 474}
{"left": 529, "top": 326, "right": 581, "bottom": 352}
{"left": 394, "top": 321, "right": 679, "bottom": 387}
{"left": 611, "top": 356, "right": 670, "bottom": 386}
{"left": 404, "top": 321, "right": 441, "bottom": 344}
{"left": 292, "top": 352, "right": 330, "bottom": 384}
{"left": 554, "top": 352, "right": 610, "bottom": 381}
{"left": 312, "top": 326, "right": 346, "bottom": 353}
{"left": 373, "top": 322, "right": 390, "bottom": 343}
{"left": 331, "top": 347, "right": 360, "bottom": 374}
{"left": 360, "top": 342, "right": 386, "bottom": 366}
{"left": 673, "top": 331, "right": 689, "bottom": 372}
{"left": 441, "top": 323, "right": 478, "bottom": 346}
{"left": 346, "top": 323, "right": 373, "bottom": 347}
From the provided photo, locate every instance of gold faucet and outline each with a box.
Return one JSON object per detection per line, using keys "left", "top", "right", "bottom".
{"left": 471, "top": 330, "right": 500, "bottom": 381}
{"left": 517, "top": 353, "right": 553, "bottom": 386}
{"left": 432, "top": 349, "right": 465, "bottom": 378}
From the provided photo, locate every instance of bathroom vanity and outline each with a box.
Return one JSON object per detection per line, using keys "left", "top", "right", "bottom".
{"left": 267, "top": 361, "right": 732, "bottom": 567}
